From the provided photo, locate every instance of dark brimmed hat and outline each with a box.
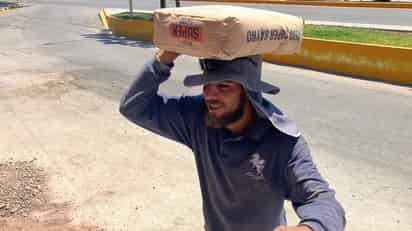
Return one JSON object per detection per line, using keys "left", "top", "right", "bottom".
{"left": 183, "top": 55, "right": 300, "bottom": 137}
{"left": 183, "top": 55, "right": 280, "bottom": 95}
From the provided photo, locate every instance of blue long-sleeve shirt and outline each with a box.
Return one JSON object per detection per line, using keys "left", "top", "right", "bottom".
{"left": 119, "top": 56, "right": 346, "bottom": 231}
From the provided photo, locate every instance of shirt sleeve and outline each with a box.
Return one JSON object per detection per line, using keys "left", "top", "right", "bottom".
{"left": 119, "top": 56, "right": 200, "bottom": 148}
{"left": 284, "top": 136, "right": 346, "bottom": 231}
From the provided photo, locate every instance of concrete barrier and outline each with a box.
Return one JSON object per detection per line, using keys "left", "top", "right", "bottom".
{"left": 99, "top": 8, "right": 412, "bottom": 85}
{"left": 181, "top": 0, "right": 412, "bottom": 9}
{"left": 101, "top": 8, "right": 153, "bottom": 41}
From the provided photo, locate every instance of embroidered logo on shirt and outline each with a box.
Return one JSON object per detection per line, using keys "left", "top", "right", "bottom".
{"left": 245, "top": 153, "right": 266, "bottom": 181}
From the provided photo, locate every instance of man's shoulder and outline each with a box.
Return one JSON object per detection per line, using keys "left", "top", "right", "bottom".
{"left": 264, "top": 125, "right": 300, "bottom": 149}
{"left": 260, "top": 125, "right": 309, "bottom": 166}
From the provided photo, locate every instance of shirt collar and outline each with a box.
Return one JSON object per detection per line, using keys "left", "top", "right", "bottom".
{"left": 242, "top": 118, "right": 272, "bottom": 142}
{"left": 220, "top": 118, "right": 272, "bottom": 142}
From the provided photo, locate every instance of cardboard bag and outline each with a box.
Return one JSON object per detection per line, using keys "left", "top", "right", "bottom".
{"left": 153, "top": 5, "right": 304, "bottom": 60}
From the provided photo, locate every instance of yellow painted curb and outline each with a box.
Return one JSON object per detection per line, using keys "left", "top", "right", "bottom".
{"left": 181, "top": 0, "right": 412, "bottom": 9}
{"left": 99, "top": 8, "right": 412, "bottom": 85}
{"left": 263, "top": 38, "right": 412, "bottom": 85}
{"left": 0, "top": 5, "right": 13, "bottom": 13}
{"left": 98, "top": 8, "right": 109, "bottom": 29}
{"left": 0, "top": 2, "right": 25, "bottom": 12}
{"left": 101, "top": 8, "right": 153, "bottom": 41}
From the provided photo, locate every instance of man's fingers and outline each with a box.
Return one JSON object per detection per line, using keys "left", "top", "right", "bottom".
{"left": 156, "top": 50, "right": 180, "bottom": 65}
{"left": 273, "top": 225, "right": 287, "bottom": 231}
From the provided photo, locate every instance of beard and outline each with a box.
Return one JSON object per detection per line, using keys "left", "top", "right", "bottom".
{"left": 205, "top": 91, "right": 247, "bottom": 128}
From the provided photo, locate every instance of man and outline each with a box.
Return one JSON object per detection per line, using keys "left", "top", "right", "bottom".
{"left": 119, "top": 50, "right": 346, "bottom": 231}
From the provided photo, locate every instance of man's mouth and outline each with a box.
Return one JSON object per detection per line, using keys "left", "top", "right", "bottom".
{"left": 206, "top": 101, "right": 224, "bottom": 111}
{"left": 208, "top": 104, "right": 222, "bottom": 110}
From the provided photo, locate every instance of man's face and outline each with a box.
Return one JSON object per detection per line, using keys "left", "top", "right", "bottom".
{"left": 203, "top": 81, "right": 247, "bottom": 128}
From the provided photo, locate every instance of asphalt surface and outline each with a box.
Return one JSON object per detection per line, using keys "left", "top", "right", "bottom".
{"left": 23, "top": 0, "right": 412, "bottom": 26}
{"left": 185, "top": 1, "right": 412, "bottom": 27}
{"left": 1, "top": 1, "right": 412, "bottom": 230}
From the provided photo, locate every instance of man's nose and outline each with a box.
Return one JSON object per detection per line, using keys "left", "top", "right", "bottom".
{"left": 203, "top": 84, "right": 220, "bottom": 100}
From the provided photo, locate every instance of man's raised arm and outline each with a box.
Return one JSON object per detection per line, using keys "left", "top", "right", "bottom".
{"left": 119, "top": 51, "right": 198, "bottom": 148}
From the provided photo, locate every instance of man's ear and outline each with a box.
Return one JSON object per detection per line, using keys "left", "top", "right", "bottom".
{"left": 240, "top": 88, "right": 256, "bottom": 119}
{"left": 248, "top": 100, "right": 259, "bottom": 120}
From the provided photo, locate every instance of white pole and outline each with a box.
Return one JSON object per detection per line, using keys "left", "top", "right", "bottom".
{"left": 129, "top": 0, "right": 133, "bottom": 13}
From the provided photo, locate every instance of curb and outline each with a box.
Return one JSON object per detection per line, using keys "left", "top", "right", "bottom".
{"left": 98, "top": 8, "right": 109, "bottom": 29}
{"left": 0, "top": 5, "right": 13, "bottom": 13}
{"left": 99, "top": 8, "right": 412, "bottom": 85}
{"left": 263, "top": 38, "right": 412, "bottom": 85}
{"left": 0, "top": 2, "right": 24, "bottom": 13}
{"left": 182, "top": 0, "right": 412, "bottom": 9}
{"left": 101, "top": 8, "right": 153, "bottom": 41}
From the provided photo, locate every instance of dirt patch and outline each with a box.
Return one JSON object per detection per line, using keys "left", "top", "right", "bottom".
{"left": 0, "top": 159, "right": 46, "bottom": 217}
{"left": 0, "top": 159, "right": 102, "bottom": 231}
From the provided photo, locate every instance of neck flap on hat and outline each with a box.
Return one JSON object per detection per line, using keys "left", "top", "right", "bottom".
{"left": 246, "top": 91, "right": 301, "bottom": 138}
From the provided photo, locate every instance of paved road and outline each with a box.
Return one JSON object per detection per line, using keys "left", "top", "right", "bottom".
{"left": 185, "top": 1, "right": 412, "bottom": 27}
{"left": 1, "top": 1, "right": 412, "bottom": 231}
{"left": 25, "top": 0, "right": 412, "bottom": 26}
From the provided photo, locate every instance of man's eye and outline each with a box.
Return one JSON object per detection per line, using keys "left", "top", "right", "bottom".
{"left": 217, "top": 84, "right": 231, "bottom": 90}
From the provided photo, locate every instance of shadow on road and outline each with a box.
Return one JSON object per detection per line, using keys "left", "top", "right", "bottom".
{"left": 82, "top": 30, "right": 154, "bottom": 48}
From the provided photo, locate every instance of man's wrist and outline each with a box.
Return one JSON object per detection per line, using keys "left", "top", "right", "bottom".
{"left": 273, "top": 225, "right": 314, "bottom": 231}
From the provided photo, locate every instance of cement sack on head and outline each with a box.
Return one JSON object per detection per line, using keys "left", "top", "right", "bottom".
{"left": 153, "top": 5, "right": 304, "bottom": 60}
